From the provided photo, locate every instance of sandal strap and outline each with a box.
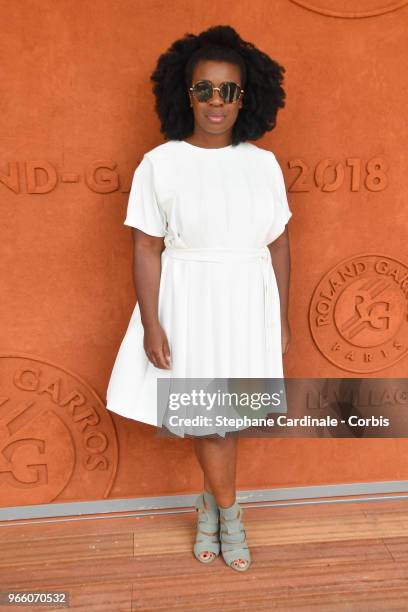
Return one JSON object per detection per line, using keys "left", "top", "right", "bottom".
{"left": 194, "top": 539, "right": 220, "bottom": 556}
{"left": 195, "top": 492, "right": 218, "bottom": 513}
{"left": 219, "top": 501, "right": 242, "bottom": 519}
{"left": 221, "top": 531, "right": 248, "bottom": 552}
{"left": 195, "top": 492, "right": 219, "bottom": 528}
{"left": 220, "top": 516, "right": 243, "bottom": 536}
{"left": 197, "top": 515, "right": 219, "bottom": 532}
{"left": 222, "top": 546, "right": 251, "bottom": 568}
{"left": 219, "top": 502, "right": 251, "bottom": 569}
{"left": 194, "top": 492, "right": 220, "bottom": 561}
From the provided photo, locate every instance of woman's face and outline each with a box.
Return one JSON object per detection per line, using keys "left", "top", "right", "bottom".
{"left": 187, "top": 60, "right": 244, "bottom": 142}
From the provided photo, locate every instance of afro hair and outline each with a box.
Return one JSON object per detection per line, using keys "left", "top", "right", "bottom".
{"left": 150, "top": 25, "right": 286, "bottom": 146}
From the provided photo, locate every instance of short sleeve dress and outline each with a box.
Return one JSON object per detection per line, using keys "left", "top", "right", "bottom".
{"left": 106, "top": 140, "right": 293, "bottom": 437}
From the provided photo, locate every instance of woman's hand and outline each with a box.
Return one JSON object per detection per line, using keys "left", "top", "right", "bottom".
{"left": 281, "top": 317, "right": 291, "bottom": 356}
{"left": 143, "top": 323, "right": 172, "bottom": 369}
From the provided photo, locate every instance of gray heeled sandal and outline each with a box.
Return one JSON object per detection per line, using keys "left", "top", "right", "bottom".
{"left": 219, "top": 499, "right": 251, "bottom": 572}
{"left": 193, "top": 491, "right": 220, "bottom": 564}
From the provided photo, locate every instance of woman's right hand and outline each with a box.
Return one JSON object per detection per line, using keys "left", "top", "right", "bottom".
{"left": 143, "top": 323, "right": 172, "bottom": 369}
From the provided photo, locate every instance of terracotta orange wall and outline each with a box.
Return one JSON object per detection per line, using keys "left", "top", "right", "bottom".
{"left": 1, "top": 1, "right": 407, "bottom": 507}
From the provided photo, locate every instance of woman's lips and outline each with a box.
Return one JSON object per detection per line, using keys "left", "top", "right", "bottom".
{"left": 207, "top": 114, "right": 225, "bottom": 123}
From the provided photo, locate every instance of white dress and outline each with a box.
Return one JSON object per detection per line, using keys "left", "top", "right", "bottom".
{"left": 105, "top": 140, "right": 293, "bottom": 437}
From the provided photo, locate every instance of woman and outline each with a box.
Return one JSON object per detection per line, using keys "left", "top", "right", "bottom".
{"left": 106, "top": 25, "right": 292, "bottom": 572}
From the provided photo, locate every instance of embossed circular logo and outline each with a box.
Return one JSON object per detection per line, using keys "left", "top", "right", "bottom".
{"left": 0, "top": 354, "right": 119, "bottom": 506}
{"left": 289, "top": 0, "right": 408, "bottom": 18}
{"left": 309, "top": 254, "right": 408, "bottom": 373}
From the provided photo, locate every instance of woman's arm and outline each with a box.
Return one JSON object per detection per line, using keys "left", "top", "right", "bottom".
{"left": 268, "top": 227, "right": 292, "bottom": 355}
{"left": 132, "top": 228, "right": 171, "bottom": 369}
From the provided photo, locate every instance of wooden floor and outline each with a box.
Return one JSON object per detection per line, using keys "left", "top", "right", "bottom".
{"left": 1, "top": 497, "right": 408, "bottom": 610}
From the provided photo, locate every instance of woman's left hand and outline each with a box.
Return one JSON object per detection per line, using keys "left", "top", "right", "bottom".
{"left": 281, "top": 317, "right": 291, "bottom": 356}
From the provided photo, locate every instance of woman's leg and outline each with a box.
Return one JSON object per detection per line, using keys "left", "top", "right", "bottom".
{"left": 193, "top": 434, "right": 248, "bottom": 569}
{"left": 193, "top": 434, "right": 238, "bottom": 508}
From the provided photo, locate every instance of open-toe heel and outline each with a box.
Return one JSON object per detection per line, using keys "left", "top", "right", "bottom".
{"left": 193, "top": 491, "right": 220, "bottom": 564}
{"left": 219, "top": 499, "right": 251, "bottom": 572}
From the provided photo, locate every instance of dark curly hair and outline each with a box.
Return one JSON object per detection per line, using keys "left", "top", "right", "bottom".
{"left": 150, "top": 25, "right": 286, "bottom": 146}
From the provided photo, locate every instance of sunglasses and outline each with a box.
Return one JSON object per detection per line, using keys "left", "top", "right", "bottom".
{"left": 189, "top": 80, "right": 244, "bottom": 104}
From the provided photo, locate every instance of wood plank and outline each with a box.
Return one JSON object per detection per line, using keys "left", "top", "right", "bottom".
{"left": 0, "top": 499, "right": 407, "bottom": 610}
{"left": 0, "top": 540, "right": 392, "bottom": 584}
{"left": 0, "top": 531, "right": 133, "bottom": 568}
{"left": 130, "top": 559, "right": 408, "bottom": 610}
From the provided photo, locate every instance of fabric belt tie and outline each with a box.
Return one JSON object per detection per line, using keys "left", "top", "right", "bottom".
{"left": 163, "top": 246, "right": 273, "bottom": 353}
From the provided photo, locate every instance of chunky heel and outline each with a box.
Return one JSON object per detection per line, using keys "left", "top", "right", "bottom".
{"left": 193, "top": 491, "right": 220, "bottom": 564}
{"left": 219, "top": 499, "right": 251, "bottom": 572}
